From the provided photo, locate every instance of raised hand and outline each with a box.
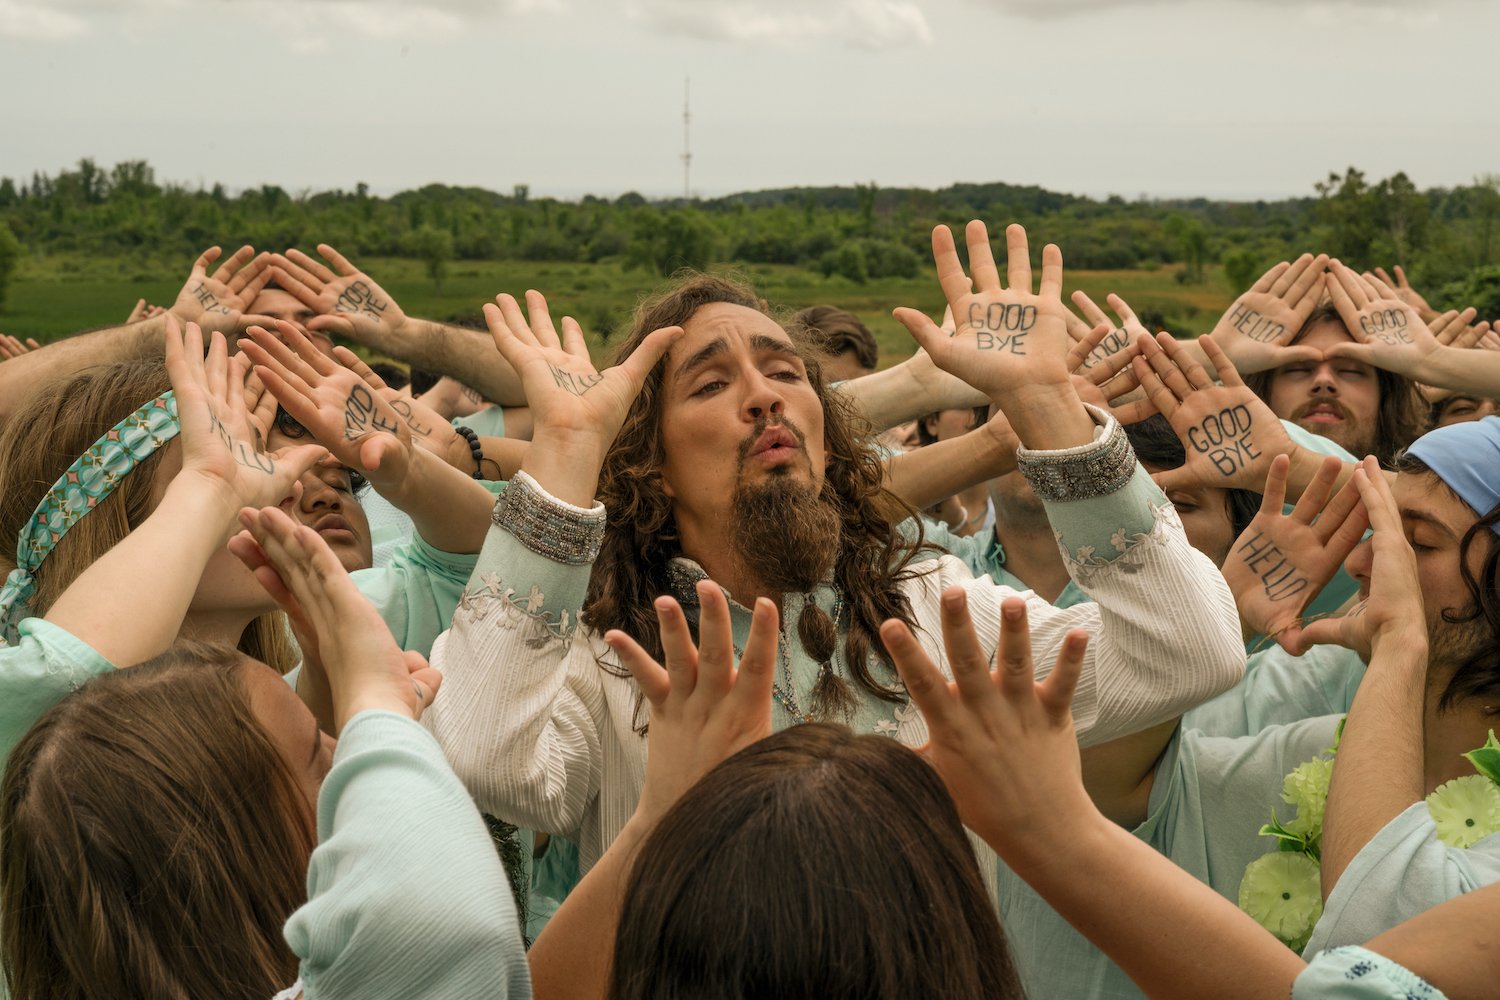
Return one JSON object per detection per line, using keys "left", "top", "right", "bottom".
{"left": 603, "top": 580, "right": 778, "bottom": 819}
{"left": 230, "top": 504, "right": 442, "bottom": 730}
{"left": 238, "top": 321, "right": 417, "bottom": 493}
{"left": 1222, "top": 455, "right": 1369, "bottom": 652}
{"left": 325, "top": 344, "right": 473, "bottom": 470}
{"left": 1207, "top": 253, "right": 1327, "bottom": 374}
{"left": 164, "top": 316, "right": 327, "bottom": 511}
{"left": 893, "top": 221, "right": 1075, "bottom": 399}
{"left": 1370, "top": 264, "right": 1436, "bottom": 321}
{"left": 484, "top": 289, "right": 680, "bottom": 448}
{"left": 168, "top": 246, "right": 277, "bottom": 335}
{"left": 125, "top": 298, "right": 166, "bottom": 324}
{"left": 1284, "top": 458, "right": 1421, "bottom": 658}
{"left": 0, "top": 333, "right": 40, "bottom": 360}
{"left": 1070, "top": 290, "right": 1153, "bottom": 371}
{"left": 270, "top": 244, "right": 409, "bottom": 347}
{"left": 879, "top": 591, "right": 1092, "bottom": 852}
{"left": 1323, "top": 260, "right": 1443, "bottom": 378}
{"left": 1133, "top": 332, "right": 1297, "bottom": 493}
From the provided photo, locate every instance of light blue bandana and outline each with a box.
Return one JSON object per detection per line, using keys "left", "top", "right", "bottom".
{"left": 0, "top": 391, "right": 180, "bottom": 645}
{"left": 1405, "top": 415, "right": 1500, "bottom": 535}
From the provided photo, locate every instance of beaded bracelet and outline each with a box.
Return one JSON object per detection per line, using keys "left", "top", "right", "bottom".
{"left": 454, "top": 425, "right": 485, "bottom": 480}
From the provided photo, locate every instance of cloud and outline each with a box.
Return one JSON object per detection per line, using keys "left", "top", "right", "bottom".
{"left": 0, "top": 1, "right": 90, "bottom": 39}
{"left": 626, "top": 0, "right": 932, "bottom": 48}
{"left": 974, "top": 0, "right": 1443, "bottom": 18}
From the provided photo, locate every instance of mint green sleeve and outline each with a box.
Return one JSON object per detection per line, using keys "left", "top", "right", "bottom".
{"left": 352, "top": 535, "right": 478, "bottom": 658}
{"left": 1182, "top": 644, "right": 1367, "bottom": 738}
{"left": 1293, "top": 946, "right": 1447, "bottom": 1000}
{"left": 1305, "top": 803, "right": 1500, "bottom": 954}
{"left": 456, "top": 409, "right": 507, "bottom": 439}
{"left": 0, "top": 619, "right": 115, "bottom": 765}
{"left": 289, "top": 710, "right": 530, "bottom": 1000}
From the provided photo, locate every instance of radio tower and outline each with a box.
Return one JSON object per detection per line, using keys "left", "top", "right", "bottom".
{"left": 681, "top": 77, "right": 692, "bottom": 200}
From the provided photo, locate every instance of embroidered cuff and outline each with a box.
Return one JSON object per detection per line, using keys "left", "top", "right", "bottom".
{"left": 1015, "top": 405, "right": 1138, "bottom": 503}
{"left": 491, "top": 470, "right": 606, "bottom": 566}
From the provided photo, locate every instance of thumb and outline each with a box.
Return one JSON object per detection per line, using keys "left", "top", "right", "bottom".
{"left": 617, "top": 325, "right": 684, "bottom": 387}
{"left": 1322, "top": 341, "right": 1377, "bottom": 365}
{"left": 1268, "top": 344, "right": 1324, "bottom": 366}
{"left": 278, "top": 444, "right": 331, "bottom": 484}
{"left": 893, "top": 306, "right": 950, "bottom": 355}
{"left": 1283, "top": 615, "right": 1348, "bottom": 656}
{"left": 1150, "top": 466, "right": 1199, "bottom": 494}
{"left": 358, "top": 434, "right": 407, "bottom": 476}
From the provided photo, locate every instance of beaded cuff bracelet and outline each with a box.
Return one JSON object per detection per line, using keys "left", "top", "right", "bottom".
{"left": 1015, "top": 409, "right": 1138, "bottom": 503}
{"left": 491, "top": 471, "right": 606, "bottom": 565}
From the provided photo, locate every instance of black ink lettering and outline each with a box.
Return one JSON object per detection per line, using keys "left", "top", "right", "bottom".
{"left": 1187, "top": 404, "right": 1259, "bottom": 478}
{"left": 1236, "top": 531, "right": 1310, "bottom": 602}
{"left": 388, "top": 398, "right": 431, "bottom": 438}
{"left": 549, "top": 365, "right": 605, "bottom": 397}
{"left": 343, "top": 384, "right": 378, "bottom": 440}
{"left": 1084, "top": 328, "right": 1131, "bottom": 369}
{"left": 1227, "top": 302, "right": 1286, "bottom": 344}
{"left": 333, "top": 280, "right": 390, "bottom": 322}
{"left": 1360, "top": 309, "right": 1413, "bottom": 345}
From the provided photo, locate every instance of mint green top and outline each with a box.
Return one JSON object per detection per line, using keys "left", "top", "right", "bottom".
{"left": 919, "top": 519, "right": 1091, "bottom": 608}
{"left": 1305, "top": 801, "right": 1500, "bottom": 954}
{"left": 288, "top": 710, "right": 530, "bottom": 998}
{"left": 999, "top": 713, "right": 1342, "bottom": 1000}
{"left": 1293, "top": 946, "right": 1446, "bottom": 999}
{"left": 0, "top": 533, "right": 476, "bottom": 765}
{"left": 1183, "top": 643, "right": 1366, "bottom": 738}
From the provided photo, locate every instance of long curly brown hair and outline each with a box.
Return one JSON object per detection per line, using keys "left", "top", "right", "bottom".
{"left": 584, "top": 273, "right": 927, "bottom": 710}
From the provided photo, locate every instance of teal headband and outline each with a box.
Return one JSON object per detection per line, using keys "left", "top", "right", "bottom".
{"left": 0, "top": 392, "right": 180, "bottom": 646}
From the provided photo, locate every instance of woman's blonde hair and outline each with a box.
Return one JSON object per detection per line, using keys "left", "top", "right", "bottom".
{"left": 0, "top": 359, "right": 296, "bottom": 669}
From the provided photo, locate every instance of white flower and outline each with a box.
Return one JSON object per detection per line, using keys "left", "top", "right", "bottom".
{"left": 1238, "top": 852, "right": 1322, "bottom": 952}
{"left": 873, "top": 719, "right": 899, "bottom": 737}
{"left": 1075, "top": 545, "right": 1096, "bottom": 562}
{"left": 1281, "top": 757, "right": 1334, "bottom": 838}
{"left": 1427, "top": 775, "right": 1500, "bottom": 848}
{"left": 1110, "top": 527, "right": 1128, "bottom": 553}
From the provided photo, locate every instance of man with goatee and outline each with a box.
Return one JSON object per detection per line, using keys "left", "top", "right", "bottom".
{"left": 423, "top": 222, "right": 1247, "bottom": 876}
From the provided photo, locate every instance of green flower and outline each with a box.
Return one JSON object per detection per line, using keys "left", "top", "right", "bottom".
{"left": 1427, "top": 775, "right": 1500, "bottom": 849}
{"left": 1463, "top": 729, "right": 1500, "bottom": 787}
{"left": 1238, "top": 852, "right": 1323, "bottom": 952}
{"left": 1281, "top": 757, "right": 1334, "bottom": 838}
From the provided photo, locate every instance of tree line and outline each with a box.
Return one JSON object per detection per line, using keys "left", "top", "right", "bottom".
{"left": 3, "top": 159, "right": 1500, "bottom": 315}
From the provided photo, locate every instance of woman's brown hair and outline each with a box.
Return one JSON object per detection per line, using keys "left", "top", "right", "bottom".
{"left": 609, "top": 724, "right": 1024, "bottom": 999}
{"left": 0, "top": 359, "right": 297, "bottom": 670}
{"left": 1, "top": 642, "right": 314, "bottom": 999}
{"left": 585, "top": 273, "right": 926, "bottom": 718}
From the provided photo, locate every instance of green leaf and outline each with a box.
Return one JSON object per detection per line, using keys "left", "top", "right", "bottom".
{"left": 1259, "top": 812, "right": 1314, "bottom": 854}
{"left": 1463, "top": 729, "right": 1500, "bottom": 787}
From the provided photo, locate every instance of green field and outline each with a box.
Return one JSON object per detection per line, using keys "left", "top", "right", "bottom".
{"left": 1, "top": 254, "right": 1238, "bottom": 364}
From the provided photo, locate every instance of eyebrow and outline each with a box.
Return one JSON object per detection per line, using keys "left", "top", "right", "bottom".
{"left": 673, "top": 334, "right": 803, "bottom": 386}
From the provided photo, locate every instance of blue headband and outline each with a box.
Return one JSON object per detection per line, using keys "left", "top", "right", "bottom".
{"left": 1405, "top": 415, "right": 1500, "bottom": 536}
{"left": 0, "top": 392, "right": 180, "bottom": 645}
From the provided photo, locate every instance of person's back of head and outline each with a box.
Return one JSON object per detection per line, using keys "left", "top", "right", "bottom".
{"left": 1, "top": 643, "right": 313, "bottom": 1000}
{"left": 609, "top": 724, "right": 1023, "bottom": 1000}
{"left": 794, "top": 304, "right": 879, "bottom": 382}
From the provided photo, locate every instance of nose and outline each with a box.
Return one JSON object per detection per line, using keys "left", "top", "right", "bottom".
{"left": 284, "top": 469, "right": 342, "bottom": 516}
{"left": 1309, "top": 362, "right": 1340, "bottom": 395}
{"left": 744, "top": 372, "right": 787, "bottom": 422}
{"left": 1344, "top": 536, "right": 1373, "bottom": 589}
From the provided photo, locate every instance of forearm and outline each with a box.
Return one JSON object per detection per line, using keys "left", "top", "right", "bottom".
{"left": 997, "top": 380, "right": 1097, "bottom": 451}
{"left": 884, "top": 426, "right": 1015, "bottom": 510}
{"left": 995, "top": 809, "right": 1304, "bottom": 1000}
{"left": 477, "top": 436, "right": 528, "bottom": 481}
{"left": 837, "top": 355, "right": 986, "bottom": 431}
{"left": 1408, "top": 346, "right": 1500, "bottom": 398}
{"left": 375, "top": 449, "right": 496, "bottom": 554}
{"left": 45, "top": 475, "right": 232, "bottom": 667}
{"left": 529, "top": 812, "right": 651, "bottom": 999}
{"left": 1320, "top": 628, "right": 1429, "bottom": 896}
{"left": 0, "top": 316, "right": 166, "bottom": 420}
{"left": 383, "top": 319, "right": 528, "bottom": 407}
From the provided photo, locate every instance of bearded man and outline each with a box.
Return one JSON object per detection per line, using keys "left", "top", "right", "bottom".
{"left": 1244, "top": 303, "right": 1426, "bottom": 467}
{"left": 423, "top": 222, "right": 1246, "bottom": 874}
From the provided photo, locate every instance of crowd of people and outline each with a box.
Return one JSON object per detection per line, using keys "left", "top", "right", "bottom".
{"left": 0, "top": 222, "right": 1497, "bottom": 1000}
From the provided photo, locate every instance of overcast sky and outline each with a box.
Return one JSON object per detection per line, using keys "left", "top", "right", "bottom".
{"left": 1, "top": 0, "right": 1495, "bottom": 202}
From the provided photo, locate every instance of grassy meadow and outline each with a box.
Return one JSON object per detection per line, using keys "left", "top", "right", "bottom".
{"left": 1, "top": 253, "right": 1239, "bottom": 364}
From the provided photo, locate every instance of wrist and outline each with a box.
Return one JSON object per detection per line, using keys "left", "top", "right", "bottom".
{"left": 996, "top": 379, "right": 1096, "bottom": 451}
